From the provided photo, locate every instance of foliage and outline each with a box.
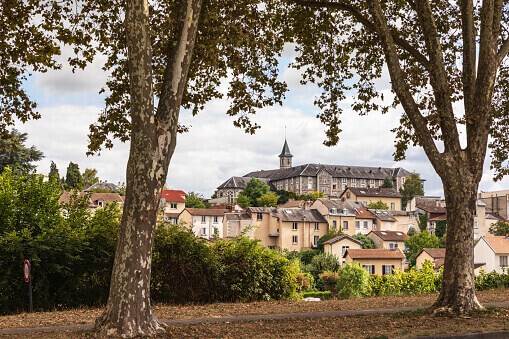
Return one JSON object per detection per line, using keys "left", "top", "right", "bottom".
{"left": 418, "top": 212, "right": 428, "bottom": 232}
{"left": 298, "top": 248, "right": 320, "bottom": 265}
{"left": 65, "top": 162, "right": 83, "bottom": 191}
{"left": 256, "top": 192, "right": 278, "bottom": 207}
{"left": 320, "top": 271, "right": 340, "bottom": 296}
{"left": 381, "top": 176, "right": 393, "bottom": 189}
{"left": 407, "top": 227, "right": 417, "bottom": 237}
{"left": 335, "top": 263, "right": 370, "bottom": 299}
{"left": 399, "top": 173, "right": 424, "bottom": 210}
{"left": 185, "top": 191, "right": 207, "bottom": 209}
{"left": 369, "top": 261, "right": 442, "bottom": 297}
{"left": 404, "top": 231, "right": 440, "bottom": 267}
{"left": 317, "top": 227, "right": 341, "bottom": 252}
{"left": 352, "top": 234, "right": 375, "bottom": 249}
{"left": 308, "top": 191, "right": 325, "bottom": 201}
{"left": 48, "top": 161, "right": 60, "bottom": 180}
{"left": 295, "top": 273, "right": 314, "bottom": 292}
{"left": 367, "top": 200, "right": 389, "bottom": 210}
{"left": 475, "top": 269, "right": 509, "bottom": 291}
{"left": 238, "top": 178, "right": 271, "bottom": 207}
{"left": 0, "top": 130, "right": 43, "bottom": 175}
{"left": 82, "top": 168, "right": 99, "bottom": 188}
{"left": 305, "top": 253, "right": 341, "bottom": 291}
{"left": 489, "top": 221, "right": 509, "bottom": 236}
{"left": 208, "top": 235, "right": 298, "bottom": 302}
{"left": 0, "top": 171, "right": 120, "bottom": 314}
{"left": 435, "top": 220, "right": 447, "bottom": 239}
{"left": 236, "top": 195, "right": 251, "bottom": 208}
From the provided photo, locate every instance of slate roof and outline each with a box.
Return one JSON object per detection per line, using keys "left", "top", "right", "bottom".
{"left": 84, "top": 182, "right": 120, "bottom": 192}
{"left": 482, "top": 236, "right": 509, "bottom": 254}
{"left": 389, "top": 210, "right": 411, "bottom": 216}
{"left": 344, "top": 187, "right": 403, "bottom": 199}
{"left": 279, "top": 139, "right": 293, "bottom": 157}
{"left": 184, "top": 208, "right": 227, "bottom": 216}
{"left": 217, "top": 176, "right": 274, "bottom": 190}
{"left": 369, "top": 230, "right": 409, "bottom": 241}
{"left": 323, "top": 234, "right": 364, "bottom": 245}
{"left": 412, "top": 196, "right": 441, "bottom": 207}
{"left": 369, "top": 209, "right": 397, "bottom": 222}
{"left": 315, "top": 198, "right": 356, "bottom": 215}
{"left": 243, "top": 165, "right": 411, "bottom": 182}
{"left": 279, "top": 200, "right": 306, "bottom": 208}
{"left": 225, "top": 213, "right": 252, "bottom": 221}
{"left": 161, "top": 189, "right": 186, "bottom": 202}
{"left": 343, "top": 248, "right": 406, "bottom": 259}
{"left": 248, "top": 207, "right": 327, "bottom": 223}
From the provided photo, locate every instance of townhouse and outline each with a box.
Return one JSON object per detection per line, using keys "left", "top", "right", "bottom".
{"left": 343, "top": 248, "right": 406, "bottom": 276}
{"left": 179, "top": 208, "right": 227, "bottom": 239}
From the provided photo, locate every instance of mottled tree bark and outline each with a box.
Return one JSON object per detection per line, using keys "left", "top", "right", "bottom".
{"left": 94, "top": 0, "right": 203, "bottom": 336}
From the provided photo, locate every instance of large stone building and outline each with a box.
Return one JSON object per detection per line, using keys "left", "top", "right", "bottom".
{"left": 214, "top": 140, "right": 412, "bottom": 203}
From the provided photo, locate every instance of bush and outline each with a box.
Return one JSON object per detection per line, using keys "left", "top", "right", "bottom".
{"left": 368, "top": 261, "right": 442, "bottom": 297}
{"left": 335, "top": 263, "right": 370, "bottom": 299}
{"left": 299, "top": 248, "right": 320, "bottom": 265}
{"left": 295, "top": 273, "right": 314, "bottom": 292}
{"left": 320, "top": 271, "right": 340, "bottom": 295}
{"left": 475, "top": 268, "right": 509, "bottom": 291}
{"left": 305, "top": 253, "right": 340, "bottom": 291}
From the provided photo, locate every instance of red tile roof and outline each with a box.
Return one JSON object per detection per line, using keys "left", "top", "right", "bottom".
{"left": 482, "top": 236, "right": 509, "bottom": 254}
{"left": 355, "top": 208, "right": 376, "bottom": 219}
{"left": 161, "top": 190, "right": 186, "bottom": 202}
{"left": 421, "top": 248, "right": 446, "bottom": 259}
{"left": 417, "top": 206, "right": 447, "bottom": 213}
{"left": 429, "top": 214, "right": 447, "bottom": 221}
{"left": 344, "top": 249, "right": 405, "bottom": 259}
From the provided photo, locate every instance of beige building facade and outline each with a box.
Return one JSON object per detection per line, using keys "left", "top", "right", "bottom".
{"left": 343, "top": 249, "right": 406, "bottom": 276}
{"left": 323, "top": 234, "right": 363, "bottom": 265}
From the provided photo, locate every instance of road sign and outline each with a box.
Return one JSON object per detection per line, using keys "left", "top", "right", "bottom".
{"left": 24, "top": 260, "right": 30, "bottom": 282}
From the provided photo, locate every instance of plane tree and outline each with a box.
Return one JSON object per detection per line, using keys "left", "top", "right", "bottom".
{"left": 3, "top": 0, "right": 286, "bottom": 336}
{"left": 283, "top": 0, "right": 509, "bottom": 313}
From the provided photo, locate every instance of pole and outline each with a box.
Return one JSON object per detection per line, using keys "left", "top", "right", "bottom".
{"left": 28, "top": 261, "right": 33, "bottom": 313}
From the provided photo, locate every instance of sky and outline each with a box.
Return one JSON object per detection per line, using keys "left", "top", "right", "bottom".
{"left": 14, "top": 45, "right": 509, "bottom": 199}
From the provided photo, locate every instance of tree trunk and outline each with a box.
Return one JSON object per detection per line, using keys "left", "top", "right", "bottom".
{"left": 433, "top": 159, "right": 483, "bottom": 313}
{"left": 94, "top": 0, "right": 203, "bottom": 336}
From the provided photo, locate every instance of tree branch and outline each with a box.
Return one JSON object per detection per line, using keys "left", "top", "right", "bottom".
{"left": 414, "top": 0, "right": 461, "bottom": 157}
{"left": 294, "top": 0, "right": 430, "bottom": 71}
{"left": 365, "top": 0, "right": 444, "bottom": 176}
{"left": 460, "top": 0, "right": 476, "bottom": 119}
{"left": 498, "top": 39, "right": 509, "bottom": 64}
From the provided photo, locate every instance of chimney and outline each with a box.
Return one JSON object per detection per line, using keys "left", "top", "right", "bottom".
{"left": 264, "top": 205, "right": 267, "bottom": 212}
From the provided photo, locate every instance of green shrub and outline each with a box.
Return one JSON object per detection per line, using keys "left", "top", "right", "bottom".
{"left": 336, "top": 263, "right": 370, "bottom": 299}
{"left": 302, "top": 291, "right": 333, "bottom": 300}
{"left": 299, "top": 248, "right": 320, "bottom": 265}
{"left": 475, "top": 268, "right": 509, "bottom": 291}
{"left": 295, "top": 273, "right": 314, "bottom": 292}
{"left": 368, "top": 261, "right": 441, "bottom": 297}
{"left": 320, "top": 271, "right": 340, "bottom": 295}
{"left": 305, "top": 253, "right": 340, "bottom": 291}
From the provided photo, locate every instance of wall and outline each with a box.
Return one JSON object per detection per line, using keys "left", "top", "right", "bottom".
{"left": 474, "top": 238, "right": 497, "bottom": 273}
{"left": 344, "top": 255, "right": 405, "bottom": 276}
{"left": 325, "top": 238, "right": 362, "bottom": 263}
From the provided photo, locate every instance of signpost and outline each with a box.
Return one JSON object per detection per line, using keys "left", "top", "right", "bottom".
{"left": 24, "top": 260, "right": 33, "bottom": 312}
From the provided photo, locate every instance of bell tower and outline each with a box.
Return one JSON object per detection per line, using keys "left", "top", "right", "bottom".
{"left": 279, "top": 139, "right": 293, "bottom": 169}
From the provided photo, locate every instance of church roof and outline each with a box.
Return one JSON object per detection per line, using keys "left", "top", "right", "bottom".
{"left": 243, "top": 164, "right": 411, "bottom": 181}
{"left": 279, "top": 139, "right": 293, "bottom": 157}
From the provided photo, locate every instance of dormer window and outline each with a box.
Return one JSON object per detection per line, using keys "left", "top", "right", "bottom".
{"left": 330, "top": 208, "right": 337, "bottom": 215}
{"left": 343, "top": 208, "right": 348, "bottom": 215}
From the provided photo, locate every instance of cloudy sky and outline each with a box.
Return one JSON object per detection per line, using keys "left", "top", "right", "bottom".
{"left": 15, "top": 45, "right": 509, "bottom": 199}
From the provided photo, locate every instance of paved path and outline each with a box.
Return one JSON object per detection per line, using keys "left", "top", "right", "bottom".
{"left": 2, "top": 302, "right": 509, "bottom": 336}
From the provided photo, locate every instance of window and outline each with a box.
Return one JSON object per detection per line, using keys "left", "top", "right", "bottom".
{"left": 333, "top": 220, "right": 337, "bottom": 227}
{"left": 293, "top": 222, "right": 298, "bottom": 230}
{"left": 500, "top": 256, "right": 508, "bottom": 267}
{"left": 201, "top": 216, "right": 206, "bottom": 223}
{"left": 346, "top": 192, "right": 351, "bottom": 198}
{"left": 352, "top": 178, "right": 356, "bottom": 183}
{"left": 363, "top": 221, "right": 368, "bottom": 229}
{"left": 356, "top": 221, "right": 360, "bottom": 230}
{"left": 314, "top": 222, "right": 319, "bottom": 231}
{"left": 370, "top": 179, "right": 375, "bottom": 184}
{"left": 292, "top": 235, "right": 298, "bottom": 244}
{"left": 330, "top": 208, "right": 337, "bottom": 214}
{"left": 314, "top": 236, "right": 319, "bottom": 247}
{"left": 364, "top": 265, "right": 375, "bottom": 274}
{"left": 391, "top": 203, "right": 395, "bottom": 210}
{"left": 201, "top": 228, "right": 207, "bottom": 236}
{"left": 474, "top": 221, "right": 478, "bottom": 229}
{"left": 382, "top": 265, "right": 394, "bottom": 275}
{"left": 333, "top": 178, "right": 337, "bottom": 183}
{"left": 342, "top": 184, "right": 347, "bottom": 190}
{"left": 361, "top": 179, "right": 365, "bottom": 183}
{"left": 98, "top": 200, "right": 104, "bottom": 208}
{"left": 342, "top": 246, "right": 349, "bottom": 255}
{"left": 402, "top": 178, "right": 405, "bottom": 184}
{"left": 389, "top": 243, "right": 394, "bottom": 249}
{"left": 213, "top": 216, "right": 218, "bottom": 223}
{"left": 351, "top": 183, "right": 356, "bottom": 188}
{"left": 170, "top": 203, "right": 177, "bottom": 209}
{"left": 322, "top": 178, "right": 328, "bottom": 184}
{"left": 333, "top": 184, "right": 337, "bottom": 189}
{"left": 342, "top": 178, "right": 347, "bottom": 183}
{"left": 409, "top": 214, "right": 413, "bottom": 220}
{"left": 257, "top": 213, "right": 263, "bottom": 220}
{"left": 343, "top": 220, "right": 348, "bottom": 230}
{"left": 386, "top": 222, "right": 391, "bottom": 230}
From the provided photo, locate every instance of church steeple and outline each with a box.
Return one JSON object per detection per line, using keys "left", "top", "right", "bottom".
{"left": 279, "top": 139, "right": 293, "bottom": 169}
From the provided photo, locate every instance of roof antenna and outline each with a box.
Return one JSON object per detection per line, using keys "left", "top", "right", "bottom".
{"left": 285, "top": 125, "right": 287, "bottom": 140}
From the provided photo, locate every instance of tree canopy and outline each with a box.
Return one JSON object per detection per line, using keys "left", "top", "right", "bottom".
{"left": 381, "top": 176, "right": 393, "bottom": 189}
{"left": 404, "top": 231, "right": 440, "bottom": 267}
{"left": 400, "top": 172, "right": 425, "bottom": 209}
{"left": 238, "top": 178, "right": 271, "bottom": 207}
{"left": 489, "top": 221, "right": 509, "bottom": 236}
{"left": 367, "top": 200, "right": 389, "bottom": 210}
{"left": 0, "top": 130, "right": 43, "bottom": 175}
{"left": 351, "top": 233, "right": 375, "bottom": 249}
{"left": 185, "top": 192, "right": 208, "bottom": 209}
{"left": 65, "top": 162, "right": 84, "bottom": 190}
{"left": 82, "top": 168, "right": 99, "bottom": 188}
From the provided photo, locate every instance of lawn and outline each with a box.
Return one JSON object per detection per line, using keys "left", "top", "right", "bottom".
{"left": 1, "top": 289, "right": 508, "bottom": 338}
